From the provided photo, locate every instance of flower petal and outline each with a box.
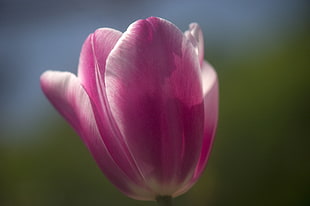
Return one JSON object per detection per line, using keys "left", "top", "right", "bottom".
{"left": 184, "top": 23, "right": 204, "bottom": 66}
{"left": 78, "top": 28, "right": 122, "bottom": 100}
{"left": 195, "top": 61, "right": 219, "bottom": 178}
{"left": 105, "top": 17, "right": 205, "bottom": 194}
{"left": 77, "top": 28, "right": 150, "bottom": 193}
{"left": 40, "top": 71, "right": 154, "bottom": 200}
{"left": 173, "top": 61, "right": 219, "bottom": 197}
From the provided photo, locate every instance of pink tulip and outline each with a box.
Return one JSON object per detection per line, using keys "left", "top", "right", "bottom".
{"left": 40, "top": 17, "right": 218, "bottom": 201}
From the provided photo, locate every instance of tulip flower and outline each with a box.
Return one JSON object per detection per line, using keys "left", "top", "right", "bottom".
{"left": 40, "top": 17, "right": 218, "bottom": 204}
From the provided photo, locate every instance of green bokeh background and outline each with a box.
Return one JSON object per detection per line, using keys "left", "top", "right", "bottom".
{"left": 1, "top": 1, "right": 309, "bottom": 206}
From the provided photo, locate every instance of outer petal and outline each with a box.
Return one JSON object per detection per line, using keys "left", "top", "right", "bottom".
{"left": 77, "top": 28, "right": 150, "bottom": 194}
{"left": 173, "top": 61, "right": 219, "bottom": 197}
{"left": 184, "top": 23, "right": 204, "bottom": 66}
{"left": 195, "top": 61, "right": 218, "bottom": 177}
{"left": 105, "top": 17, "right": 205, "bottom": 195}
{"left": 77, "top": 28, "right": 122, "bottom": 100}
{"left": 40, "top": 71, "right": 154, "bottom": 200}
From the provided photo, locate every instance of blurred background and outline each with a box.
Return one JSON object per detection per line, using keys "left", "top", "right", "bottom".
{"left": 0, "top": 0, "right": 309, "bottom": 205}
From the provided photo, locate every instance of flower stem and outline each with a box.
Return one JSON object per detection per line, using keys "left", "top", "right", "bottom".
{"left": 156, "top": 196, "right": 173, "bottom": 206}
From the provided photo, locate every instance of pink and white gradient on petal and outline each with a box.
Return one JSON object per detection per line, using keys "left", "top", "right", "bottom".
{"left": 40, "top": 17, "right": 218, "bottom": 201}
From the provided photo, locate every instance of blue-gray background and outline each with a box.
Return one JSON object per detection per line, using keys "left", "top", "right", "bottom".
{"left": 0, "top": 0, "right": 309, "bottom": 205}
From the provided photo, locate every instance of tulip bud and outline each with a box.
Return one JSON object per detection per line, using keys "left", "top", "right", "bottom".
{"left": 40, "top": 17, "right": 218, "bottom": 201}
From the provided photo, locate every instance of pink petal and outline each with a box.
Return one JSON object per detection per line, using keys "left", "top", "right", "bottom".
{"left": 195, "top": 61, "right": 219, "bottom": 178}
{"left": 184, "top": 23, "right": 204, "bottom": 66}
{"left": 105, "top": 17, "right": 205, "bottom": 193}
{"left": 40, "top": 71, "right": 154, "bottom": 200}
{"left": 77, "top": 28, "right": 151, "bottom": 194}
{"left": 77, "top": 28, "right": 122, "bottom": 100}
{"left": 173, "top": 61, "right": 219, "bottom": 197}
